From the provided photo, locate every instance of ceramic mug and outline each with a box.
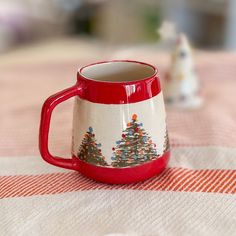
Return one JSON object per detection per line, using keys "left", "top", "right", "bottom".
{"left": 39, "top": 60, "right": 170, "bottom": 184}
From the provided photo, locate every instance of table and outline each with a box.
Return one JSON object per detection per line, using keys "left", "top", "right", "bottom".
{"left": 0, "top": 39, "right": 235, "bottom": 236}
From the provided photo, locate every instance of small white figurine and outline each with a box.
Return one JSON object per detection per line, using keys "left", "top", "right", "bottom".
{"left": 163, "top": 33, "right": 203, "bottom": 109}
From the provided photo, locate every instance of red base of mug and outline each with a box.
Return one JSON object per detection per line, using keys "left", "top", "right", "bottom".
{"left": 73, "top": 151, "right": 170, "bottom": 184}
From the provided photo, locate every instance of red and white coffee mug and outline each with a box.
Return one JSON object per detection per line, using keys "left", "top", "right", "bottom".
{"left": 39, "top": 60, "right": 170, "bottom": 184}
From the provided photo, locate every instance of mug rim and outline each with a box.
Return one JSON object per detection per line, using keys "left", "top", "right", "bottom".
{"left": 78, "top": 60, "right": 158, "bottom": 85}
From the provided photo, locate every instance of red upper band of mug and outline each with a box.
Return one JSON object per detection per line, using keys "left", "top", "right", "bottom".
{"left": 76, "top": 60, "right": 161, "bottom": 104}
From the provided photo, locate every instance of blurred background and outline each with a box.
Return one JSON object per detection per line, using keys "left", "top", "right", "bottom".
{"left": 0, "top": 0, "right": 236, "bottom": 157}
{"left": 1, "top": 0, "right": 236, "bottom": 55}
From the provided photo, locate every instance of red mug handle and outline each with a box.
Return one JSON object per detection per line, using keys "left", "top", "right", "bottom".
{"left": 39, "top": 85, "right": 80, "bottom": 170}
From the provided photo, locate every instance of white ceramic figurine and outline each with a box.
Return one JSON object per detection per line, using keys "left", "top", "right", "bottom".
{"left": 163, "top": 33, "right": 203, "bottom": 109}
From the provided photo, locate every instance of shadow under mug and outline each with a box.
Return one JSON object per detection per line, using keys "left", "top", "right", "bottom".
{"left": 39, "top": 60, "right": 170, "bottom": 184}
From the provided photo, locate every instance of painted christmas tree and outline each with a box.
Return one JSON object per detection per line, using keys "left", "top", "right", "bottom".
{"left": 111, "top": 114, "right": 158, "bottom": 167}
{"left": 78, "top": 127, "right": 108, "bottom": 166}
{"left": 163, "top": 127, "right": 170, "bottom": 153}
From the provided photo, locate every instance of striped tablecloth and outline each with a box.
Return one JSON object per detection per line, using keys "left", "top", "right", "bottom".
{"left": 0, "top": 51, "right": 235, "bottom": 236}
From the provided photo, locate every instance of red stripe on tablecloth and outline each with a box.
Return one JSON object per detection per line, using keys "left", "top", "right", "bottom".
{"left": 0, "top": 168, "right": 235, "bottom": 199}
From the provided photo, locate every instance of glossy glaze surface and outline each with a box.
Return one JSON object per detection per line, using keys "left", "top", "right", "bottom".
{"left": 77, "top": 60, "right": 161, "bottom": 104}
{"left": 39, "top": 60, "right": 169, "bottom": 184}
{"left": 73, "top": 151, "right": 170, "bottom": 184}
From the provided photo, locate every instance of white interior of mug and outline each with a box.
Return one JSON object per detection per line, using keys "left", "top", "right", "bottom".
{"left": 80, "top": 61, "right": 156, "bottom": 82}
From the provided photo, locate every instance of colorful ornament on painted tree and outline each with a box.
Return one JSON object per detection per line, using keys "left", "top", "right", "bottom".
{"left": 111, "top": 114, "right": 159, "bottom": 167}
{"left": 163, "top": 33, "right": 203, "bottom": 109}
{"left": 132, "top": 114, "right": 137, "bottom": 121}
{"left": 77, "top": 127, "right": 108, "bottom": 166}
